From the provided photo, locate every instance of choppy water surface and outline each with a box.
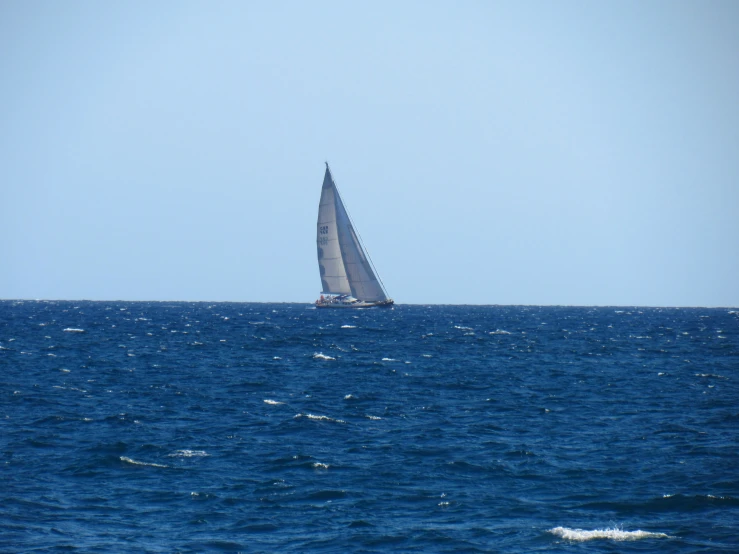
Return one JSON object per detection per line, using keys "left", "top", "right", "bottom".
{"left": 2, "top": 301, "right": 737, "bottom": 552}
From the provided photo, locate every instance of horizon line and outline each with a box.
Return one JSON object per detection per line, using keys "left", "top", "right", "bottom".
{"left": 0, "top": 298, "right": 736, "bottom": 309}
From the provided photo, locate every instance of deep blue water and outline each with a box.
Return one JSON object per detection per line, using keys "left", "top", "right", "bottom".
{"left": 1, "top": 301, "right": 738, "bottom": 552}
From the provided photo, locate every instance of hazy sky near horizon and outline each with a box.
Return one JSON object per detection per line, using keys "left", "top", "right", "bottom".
{"left": 2, "top": 1, "right": 738, "bottom": 306}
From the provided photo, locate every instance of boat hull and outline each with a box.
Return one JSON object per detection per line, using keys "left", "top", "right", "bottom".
{"left": 316, "top": 299, "right": 394, "bottom": 309}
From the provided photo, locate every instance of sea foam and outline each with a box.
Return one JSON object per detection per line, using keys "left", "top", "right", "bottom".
{"left": 294, "top": 413, "right": 346, "bottom": 424}
{"left": 168, "top": 450, "right": 209, "bottom": 457}
{"left": 120, "top": 456, "right": 168, "bottom": 468}
{"left": 549, "top": 526, "right": 669, "bottom": 541}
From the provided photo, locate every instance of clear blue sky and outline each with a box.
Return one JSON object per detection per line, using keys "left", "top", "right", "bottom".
{"left": 2, "top": 1, "right": 737, "bottom": 306}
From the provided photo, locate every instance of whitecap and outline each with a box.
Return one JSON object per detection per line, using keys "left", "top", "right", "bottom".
{"left": 549, "top": 526, "right": 669, "bottom": 542}
{"left": 366, "top": 415, "right": 382, "bottom": 420}
{"left": 264, "top": 399, "right": 284, "bottom": 405}
{"left": 168, "top": 449, "right": 209, "bottom": 457}
{"left": 294, "top": 413, "right": 346, "bottom": 423}
{"left": 341, "top": 325, "right": 356, "bottom": 329}
{"left": 421, "top": 354, "right": 432, "bottom": 358}
{"left": 313, "top": 353, "right": 335, "bottom": 361}
{"left": 381, "top": 357, "right": 398, "bottom": 362}
{"left": 120, "top": 456, "right": 168, "bottom": 468}
{"left": 63, "top": 328, "right": 85, "bottom": 333}
{"left": 312, "top": 462, "right": 330, "bottom": 469}
{"left": 454, "top": 325, "right": 473, "bottom": 330}
{"left": 489, "top": 329, "right": 512, "bottom": 335}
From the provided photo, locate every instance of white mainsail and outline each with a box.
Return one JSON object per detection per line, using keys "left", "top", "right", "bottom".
{"left": 316, "top": 164, "right": 389, "bottom": 302}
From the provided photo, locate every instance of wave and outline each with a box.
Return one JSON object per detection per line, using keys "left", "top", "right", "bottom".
{"left": 313, "top": 352, "right": 335, "bottom": 361}
{"left": 294, "top": 413, "right": 346, "bottom": 424}
{"left": 341, "top": 325, "right": 356, "bottom": 329}
{"left": 581, "top": 493, "right": 739, "bottom": 513}
{"left": 305, "top": 489, "right": 347, "bottom": 501}
{"left": 264, "top": 399, "right": 284, "bottom": 405}
{"left": 549, "top": 526, "right": 669, "bottom": 541}
{"left": 348, "top": 520, "right": 374, "bottom": 528}
{"left": 119, "top": 456, "right": 168, "bottom": 468}
{"left": 62, "top": 328, "right": 85, "bottom": 333}
{"left": 660, "top": 493, "right": 739, "bottom": 507}
{"left": 168, "top": 450, "right": 209, "bottom": 457}
{"left": 51, "top": 385, "right": 87, "bottom": 393}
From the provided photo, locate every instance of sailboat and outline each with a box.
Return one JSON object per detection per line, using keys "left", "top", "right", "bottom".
{"left": 315, "top": 163, "right": 394, "bottom": 309}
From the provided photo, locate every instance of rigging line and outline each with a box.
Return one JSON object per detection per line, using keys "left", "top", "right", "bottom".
{"left": 330, "top": 168, "right": 390, "bottom": 297}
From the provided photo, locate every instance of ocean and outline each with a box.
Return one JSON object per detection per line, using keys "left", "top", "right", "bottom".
{"left": 1, "top": 300, "right": 737, "bottom": 552}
